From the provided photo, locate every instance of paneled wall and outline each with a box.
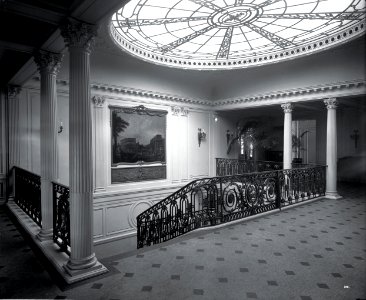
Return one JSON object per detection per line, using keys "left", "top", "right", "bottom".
{"left": 18, "top": 80, "right": 222, "bottom": 245}
{"left": 89, "top": 92, "right": 217, "bottom": 244}
{"left": 13, "top": 79, "right": 365, "bottom": 247}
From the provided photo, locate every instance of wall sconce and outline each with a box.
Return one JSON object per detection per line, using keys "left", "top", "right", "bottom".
{"left": 226, "top": 130, "right": 234, "bottom": 145}
{"left": 198, "top": 128, "right": 206, "bottom": 147}
{"left": 350, "top": 129, "right": 359, "bottom": 148}
{"left": 58, "top": 121, "right": 63, "bottom": 134}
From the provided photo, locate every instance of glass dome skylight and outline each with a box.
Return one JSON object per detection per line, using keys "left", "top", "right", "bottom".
{"left": 110, "top": 0, "right": 365, "bottom": 69}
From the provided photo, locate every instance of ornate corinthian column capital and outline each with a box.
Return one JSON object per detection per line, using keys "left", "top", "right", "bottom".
{"left": 60, "top": 19, "right": 98, "bottom": 53}
{"left": 324, "top": 98, "right": 337, "bottom": 109}
{"left": 7, "top": 85, "right": 21, "bottom": 99}
{"left": 34, "top": 50, "right": 63, "bottom": 75}
{"left": 180, "top": 107, "right": 189, "bottom": 116}
{"left": 171, "top": 106, "right": 180, "bottom": 116}
{"left": 281, "top": 103, "right": 293, "bottom": 113}
{"left": 91, "top": 95, "right": 105, "bottom": 108}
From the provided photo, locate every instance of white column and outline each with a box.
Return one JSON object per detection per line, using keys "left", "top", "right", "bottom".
{"left": 60, "top": 19, "right": 107, "bottom": 278}
{"left": 324, "top": 98, "right": 342, "bottom": 199}
{"left": 281, "top": 103, "right": 293, "bottom": 169}
{"left": 91, "top": 95, "right": 106, "bottom": 192}
{"left": 34, "top": 50, "right": 63, "bottom": 240}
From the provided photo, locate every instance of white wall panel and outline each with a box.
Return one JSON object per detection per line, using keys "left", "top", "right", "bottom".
{"left": 93, "top": 208, "right": 104, "bottom": 238}
{"left": 188, "top": 111, "right": 210, "bottom": 178}
{"left": 106, "top": 204, "right": 131, "bottom": 235}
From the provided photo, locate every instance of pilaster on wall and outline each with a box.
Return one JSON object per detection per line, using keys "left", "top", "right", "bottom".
{"left": 7, "top": 85, "right": 21, "bottom": 200}
{"left": 8, "top": 85, "right": 21, "bottom": 169}
{"left": 92, "top": 95, "right": 107, "bottom": 192}
{"left": 0, "top": 87, "right": 7, "bottom": 203}
{"left": 209, "top": 112, "right": 218, "bottom": 177}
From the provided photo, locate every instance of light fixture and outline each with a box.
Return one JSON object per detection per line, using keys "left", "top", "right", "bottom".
{"left": 58, "top": 121, "right": 63, "bottom": 134}
{"left": 198, "top": 128, "right": 206, "bottom": 147}
{"left": 350, "top": 129, "right": 359, "bottom": 148}
{"left": 110, "top": 0, "right": 365, "bottom": 70}
{"left": 226, "top": 130, "right": 234, "bottom": 145}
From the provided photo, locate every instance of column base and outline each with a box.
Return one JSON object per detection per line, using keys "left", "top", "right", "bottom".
{"left": 325, "top": 192, "right": 342, "bottom": 199}
{"left": 36, "top": 228, "right": 53, "bottom": 241}
{"left": 63, "top": 254, "right": 108, "bottom": 282}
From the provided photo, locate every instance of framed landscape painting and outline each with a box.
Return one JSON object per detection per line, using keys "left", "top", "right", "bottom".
{"left": 110, "top": 105, "right": 167, "bottom": 183}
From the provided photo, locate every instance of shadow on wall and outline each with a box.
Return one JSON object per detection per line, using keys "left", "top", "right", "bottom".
{"left": 338, "top": 156, "right": 366, "bottom": 184}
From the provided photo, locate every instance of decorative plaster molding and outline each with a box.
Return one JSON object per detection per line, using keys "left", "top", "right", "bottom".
{"left": 60, "top": 19, "right": 98, "bottom": 53}
{"left": 89, "top": 82, "right": 210, "bottom": 106}
{"left": 91, "top": 95, "right": 105, "bottom": 108}
{"left": 31, "top": 77, "right": 365, "bottom": 109}
{"left": 324, "top": 98, "right": 338, "bottom": 109}
{"left": 7, "top": 85, "right": 21, "bottom": 98}
{"left": 281, "top": 103, "right": 293, "bottom": 113}
{"left": 181, "top": 107, "right": 189, "bottom": 117}
{"left": 128, "top": 200, "right": 154, "bottom": 228}
{"left": 171, "top": 106, "right": 189, "bottom": 116}
{"left": 34, "top": 50, "right": 63, "bottom": 75}
{"left": 108, "top": 11, "right": 365, "bottom": 71}
{"left": 35, "top": 76, "right": 211, "bottom": 106}
{"left": 171, "top": 106, "right": 180, "bottom": 116}
{"left": 214, "top": 79, "right": 366, "bottom": 107}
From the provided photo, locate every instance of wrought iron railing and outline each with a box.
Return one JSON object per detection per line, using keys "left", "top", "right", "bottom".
{"left": 137, "top": 165, "right": 326, "bottom": 249}
{"left": 13, "top": 166, "right": 42, "bottom": 227}
{"left": 216, "top": 158, "right": 283, "bottom": 176}
{"left": 216, "top": 158, "right": 311, "bottom": 176}
{"left": 53, "top": 182, "right": 70, "bottom": 255}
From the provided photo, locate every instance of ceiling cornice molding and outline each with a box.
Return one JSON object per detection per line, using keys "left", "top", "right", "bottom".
{"left": 32, "top": 76, "right": 211, "bottom": 106}
{"left": 213, "top": 79, "right": 366, "bottom": 110}
{"left": 31, "top": 76, "right": 365, "bottom": 109}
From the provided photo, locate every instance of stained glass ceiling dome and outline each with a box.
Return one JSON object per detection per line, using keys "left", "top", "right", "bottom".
{"left": 110, "top": 0, "right": 365, "bottom": 70}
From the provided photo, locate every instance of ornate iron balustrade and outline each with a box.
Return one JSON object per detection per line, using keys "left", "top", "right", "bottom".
{"left": 279, "top": 166, "right": 326, "bottom": 206}
{"left": 13, "top": 166, "right": 42, "bottom": 227}
{"left": 137, "top": 165, "right": 326, "bottom": 249}
{"left": 216, "top": 158, "right": 283, "bottom": 176}
{"left": 53, "top": 182, "right": 70, "bottom": 255}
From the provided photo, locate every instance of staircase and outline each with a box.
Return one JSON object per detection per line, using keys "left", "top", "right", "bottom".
{"left": 137, "top": 163, "right": 326, "bottom": 248}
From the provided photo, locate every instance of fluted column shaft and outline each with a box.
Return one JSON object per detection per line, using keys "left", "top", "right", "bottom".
{"left": 34, "top": 51, "right": 63, "bottom": 239}
{"left": 281, "top": 103, "right": 293, "bottom": 169}
{"left": 61, "top": 19, "right": 101, "bottom": 275}
{"left": 324, "top": 98, "right": 341, "bottom": 199}
{"left": 92, "top": 96, "right": 106, "bottom": 192}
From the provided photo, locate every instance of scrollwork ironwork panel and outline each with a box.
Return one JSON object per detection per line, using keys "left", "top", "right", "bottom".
{"left": 137, "top": 165, "right": 326, "bottom": 249}
{"left": 279, "top": 166, "right": 326, "bottom": 206}
{"left": 53, "top": 182, "right": 70, "bottom": 255}
{"left": 216, "top": 158, "right": 284, "bottom": 176}
{"left": 13, "top": 167, "right": 42, "bottom": 227}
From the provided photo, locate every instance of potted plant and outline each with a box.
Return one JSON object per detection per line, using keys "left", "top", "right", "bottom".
{"left": 292, "top": 131, "right": 309, "bottom": 163}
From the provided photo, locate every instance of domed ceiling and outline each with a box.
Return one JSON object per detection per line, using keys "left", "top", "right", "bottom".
{"left": 110, "top": 0, "right": 365, "bottom": 70}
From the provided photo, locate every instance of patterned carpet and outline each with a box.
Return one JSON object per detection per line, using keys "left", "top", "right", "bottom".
{"left": 0, "top": 184, "right": 365, "bottom": 300}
